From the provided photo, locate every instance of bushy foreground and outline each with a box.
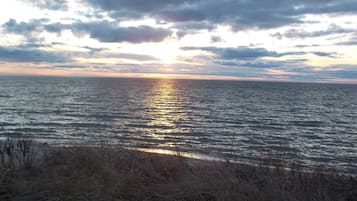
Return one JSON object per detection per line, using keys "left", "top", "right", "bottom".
{"left": 0, "top": 140, "right": 356, "bottom": 201}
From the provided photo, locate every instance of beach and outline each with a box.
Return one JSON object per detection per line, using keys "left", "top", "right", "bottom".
{"left": 0, "top": 140, "right": 356, "bottom": 201}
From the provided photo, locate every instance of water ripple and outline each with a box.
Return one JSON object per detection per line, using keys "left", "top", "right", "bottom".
{"left": 0, "top": 76, "right": 357, "bottom": 173}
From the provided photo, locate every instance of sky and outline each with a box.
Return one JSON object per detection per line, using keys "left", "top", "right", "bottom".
{"left": 1, "top": 0, "right": 357, "bottom": 82}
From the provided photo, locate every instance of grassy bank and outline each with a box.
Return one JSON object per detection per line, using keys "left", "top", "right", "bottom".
{"left": 0, "top": 140, "right": 356, "bottom": 201}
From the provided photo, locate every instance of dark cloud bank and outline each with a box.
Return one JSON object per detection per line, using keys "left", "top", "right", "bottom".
{"left": 16, "top": 0, "right": 357, "bottom": 37}
{"left": 84, "top": 0, "right": 357, "bottom": 29}
{"left": 4, "top": 0, "right": 357, "bottom": 44}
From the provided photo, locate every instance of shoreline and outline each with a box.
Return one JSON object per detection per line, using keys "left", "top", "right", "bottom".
{"left": 0, "top": 140, "right": 356, "bottom": 201}
{"left": 37, "top": 141, "right": 357, "bottom": 177}
{"left": 2, "top": 138, "right": 356, "bottom": 176}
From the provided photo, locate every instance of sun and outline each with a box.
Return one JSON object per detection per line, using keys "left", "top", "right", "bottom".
{"left": 148, "top": 42, "right": 180, "bottom": 64}
{"left": 157, "top": 50, "right": 176, "bottom": 64}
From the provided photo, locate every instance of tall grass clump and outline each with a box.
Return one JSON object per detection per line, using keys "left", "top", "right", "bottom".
{"left": 0, "top": 139, "right": 356, "bottom": 201}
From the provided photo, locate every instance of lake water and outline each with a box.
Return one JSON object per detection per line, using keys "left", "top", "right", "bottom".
{"left": 1, "top": 76, "right": 357, "bottom": 172}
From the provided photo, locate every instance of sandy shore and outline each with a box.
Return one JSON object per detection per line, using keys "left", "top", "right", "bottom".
{"left": 0, "top": 140, "right": 356, "bottom": 201}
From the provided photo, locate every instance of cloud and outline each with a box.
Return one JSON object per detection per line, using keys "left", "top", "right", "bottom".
{"left": 87, "top": 0, "right": 300, "bottom": 28}
{"left": 1, "top": 0, "right": 356, "bottom": 82}
{"left": 0, "top": 46, "right": 70, "bottom": 63}
{"left": 20, "top": 0, "right": 68, "bottom": 10}
{"left": 3, "top": 19, "right": 67, "bottom": 36}
{"left": 84, "top": 0, "right": 357, "bottom": 30}
{"left": 337, "top": 41, "right": 357, "bottom": 46}
{"left": 180, "top": 47, "right": 340, "bottom": 80}
{"left": 44, "top": 22, "right": 69, "bottom": 33}
{"left": 335, "top": 37, "right": 357, "bottom": 46}
{"left": 216, "top": 60, "right": 283, "bottom": 68}
{"left": 317, "top": 65, "right": 357, "bottom": 79}
{"left": 72, "top": 21, "right": 172, "bottom": 43}
{"left": 326, "top": 70, "right": 357, "bottom": 79}
{"left": 181, "top": 46, "right": 335, "bottom": 60}
{"left": 294, "top": 44, "right": 322, "bottom": 48}
{"left": 2, "top": 19, "right": 172, "bottom": 44}
{"left": 211, "top": 36, "right": 223, "bottom": 43}
{"left": 181, "top": 46, "right": 280, "bottom": 59}
{"left": 84, "top": 0, "right": 300, "bottom": 29}
{"left": 274, "top": 24, "right": 355, "bottom": 39}
{"left": 156, "top": 8, "right": 206, "bottom": 22}
{"left": 54, "top": 64, "right": 86, "bottom": 69}
{"left": 96, "top": 53, "right": 158, "bottom": 61}
{"left": 311, "top": 51, "right": 337, "bottom": 58}
{"left": 3, "top": 19, "right": 46, "bottom": 36}
{"left": 297, "top": 0, "right": 357, "bottom": 15}
{"left": 85, "top": 0, "right": 179, "bottom": 12}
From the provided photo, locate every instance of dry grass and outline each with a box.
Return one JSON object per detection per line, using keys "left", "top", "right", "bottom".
{"left": 0, "top": 139, "right": 356, "bottom": 201}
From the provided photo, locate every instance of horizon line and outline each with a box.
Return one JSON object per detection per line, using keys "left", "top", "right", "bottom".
{"left": 1, "top": 73, "right": 357, "bottom": 85}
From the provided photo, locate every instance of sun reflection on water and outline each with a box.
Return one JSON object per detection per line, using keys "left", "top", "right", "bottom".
{"left": 144, "top": 79, "right": 188, "bottom": 147}
{"left": 130, "top": 79, "right": 189, "bottom": 149}
{"left": 148, "top": 79, "right": 176, "bottom": 129}
{"left": 134, "top": 148, "right": 223, "bottom": 162}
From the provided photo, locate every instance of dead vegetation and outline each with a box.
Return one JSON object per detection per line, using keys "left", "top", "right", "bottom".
{"left": 0, "top": 139, "right": 356, "bottom": 201}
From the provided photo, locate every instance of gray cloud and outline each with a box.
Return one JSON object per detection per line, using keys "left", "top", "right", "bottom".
{"left": 2, "top": 0, "right": 356, "bottom": 82}
{"left": 211, "top": 36, "right": 223, "bottom": 43}
{"left": 0, "top": 46, "right": 70, "bottom": 63}
{"left": 335, "top": 36, "right": 357, "bottom": 46}
{"left": 311, "top": 51, "right": 338, "bottom": 58}
{"left": 216, "top": 60, "right": 283, "bottom": 68}
{"left": 297, "top": 0, "right": 357, "bottom": 15}
{"left": 72, "top": 21, "right": 172, "bottom": 43}
{"left": 44, "top": 22, "right": 69, "bottom": 33}
{"left": 316, "top": 65, "right": 357, "bottom": 79}
{"left": 215, "top": 58, "right": 310, "bottom": 70}
{"left": 7, "top": 0, "right": 357, "bottom": 36}
{"left": 180, "top": 46, "right": 338, "bottom": 79}
{"left": 294, "top": 44, "right": 322, "bottom": 48}
{"left": 98, "top": 53, "right": 158, "bottom": 61}
{"left": 54, "top": 64, "right": 86, "bottom": 69}
{"left": 3, "top": 19, "right": 46, "bottom": 36}
{"left": 326, "top": 70, "right": 357, "bottom": 79}
{"left": 20, "top": 0, "right": 68, "bottom": 10}
{"left": 274, "top": 24, "right": 355, "bottom": 39}
{"left": 2, "top": 19, "right": 172, "bottom": 44}
{"left": 3, "top": 19, "right": 67, "bottom": 36}
{"left": 84, "top": 0, "right": 300, "bottom": 29}
{"left": 182, "top": 46, "right": 337, "bottom": 60}
{"left": 85, "top": 0, "right": 180, "bottom": 13}
{"left": 337, "top": 41, "right": 357, "bottom": 46}
{"left": 181, "top": 46, "right": 336, "bottom": 60}
{"left": 84, "top": 0, "right": 357, "bottom": 30}
{"left": 181, "top": 46, "right": 279, "bottom": 59}
{"left": 157, "top": 8, "right": 206, "bottom": 22}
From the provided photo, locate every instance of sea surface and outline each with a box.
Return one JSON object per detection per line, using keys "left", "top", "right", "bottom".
{"left": 1, "top": 76, "right": 357, "bottom": 172}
